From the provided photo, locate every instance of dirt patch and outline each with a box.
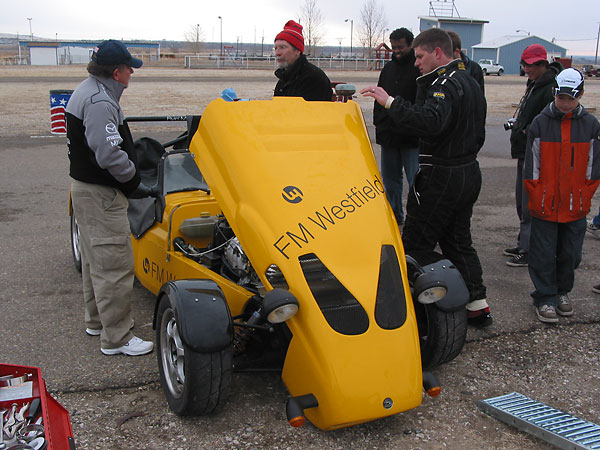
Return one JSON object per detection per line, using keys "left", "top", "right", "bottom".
{"left": 2, "top": 65, "right": 599, "bottom": 138}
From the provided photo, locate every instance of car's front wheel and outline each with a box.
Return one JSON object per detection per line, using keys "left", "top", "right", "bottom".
{"left": 156, "top": 295, "right": 232, "bottom": 416}
{"left": 70, "top": 204, "right": 82, "bottom": 273}
{"left": 414, "top": 302, "right": 467, "bottom": 369}
{"left": 498, "top": 69, "right": 503, "bottom": 76}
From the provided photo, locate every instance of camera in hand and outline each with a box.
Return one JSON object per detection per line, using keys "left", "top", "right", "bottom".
{"left": 504, "top": 118, "right": 517, "bottom": 131}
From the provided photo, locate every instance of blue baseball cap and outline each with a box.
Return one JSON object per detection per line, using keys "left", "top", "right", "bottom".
{"left": 91, "top": 39, "right": 143, "bottom": 68}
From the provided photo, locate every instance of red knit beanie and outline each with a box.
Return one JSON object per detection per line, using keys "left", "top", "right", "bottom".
{"left": 275, "top": 20, "right": 304, "bottom": 53}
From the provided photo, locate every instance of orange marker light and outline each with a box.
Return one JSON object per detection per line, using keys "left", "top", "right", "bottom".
{"left": 427, "top": 386, "right": 442, "bottom": 398}
{"left": 289, "top": 416, "right": 306, "bottom": 428}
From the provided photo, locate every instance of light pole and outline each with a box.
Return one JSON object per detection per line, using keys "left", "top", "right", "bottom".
{"left": 345, "top": 19, "right": 353, "bottom": 57}
{"left": 27, "top": 17, "right": 33, "bottom": 40}
{"left": 218, "top": 16, "right": 223, "bottom": 56}
{"left": 516, "top": 29, "right": 530, "bottom": 36}
{"left": 595, "top": 22, "right": 600, "bottom": 64}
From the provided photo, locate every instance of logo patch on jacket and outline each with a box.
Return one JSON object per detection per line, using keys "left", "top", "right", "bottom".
{"left": 433, "top": 92, "right": 445, "bottom": 99}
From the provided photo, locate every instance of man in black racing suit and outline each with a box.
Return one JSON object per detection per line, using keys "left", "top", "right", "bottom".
{"left": 361, "top": 28, "right": 491, "bottom": 328}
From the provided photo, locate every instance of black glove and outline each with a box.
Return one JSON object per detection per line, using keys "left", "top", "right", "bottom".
{"left": 128, "top": 183, "right": 154, "bottom": 199}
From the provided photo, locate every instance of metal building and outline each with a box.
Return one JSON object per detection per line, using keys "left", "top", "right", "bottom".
{"left": 419, "top": 16, "right": 489, "bottom": 56}
{"left": 418, "top": 0, "right": 488, "bottom": 57}
{"left": 472, "top": 35, "right": 567, "bottom": 74}
{"left": 18, "top": 40, "right": 161, "bottom": 65}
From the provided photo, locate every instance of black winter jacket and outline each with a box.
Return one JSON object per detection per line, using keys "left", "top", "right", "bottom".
{"left": 274, "top": 54, "right": 332, "bottom": 101}
{"left": 373, "top": 49, "right": 421, "bottom": 149}
{"left": 510, "top": 61, "right": 563, "bottom": 159}
{"left": 386, "top": 59, "right": 487, "bottom": 166}
{"left": 462, "top": 53, "right": 485, "bottom": 95}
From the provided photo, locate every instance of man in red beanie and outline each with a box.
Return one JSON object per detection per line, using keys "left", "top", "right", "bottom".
{"left": 274, "top": 20, "right": 332, "bottom": 101}
{"left": 503, "top": 44, "right": 563, "bottom": 268}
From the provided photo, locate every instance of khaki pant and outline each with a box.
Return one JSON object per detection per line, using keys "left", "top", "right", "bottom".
{"left": 70, "top": 179, "right": 134, "bottom": 349}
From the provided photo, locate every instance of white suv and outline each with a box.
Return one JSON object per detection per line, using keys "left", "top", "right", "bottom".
{"left": 478, "top": 59, "right": 504, "bottom": 76}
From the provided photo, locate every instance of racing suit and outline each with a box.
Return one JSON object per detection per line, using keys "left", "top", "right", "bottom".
{"left": 386, "top": 59, "right": 488, "bottom": 310}
{"left": 66, "top": 75, "right": 140, "bottom": 350}
{"left": 274, "top": 54, "right": 332, "bottom": 101}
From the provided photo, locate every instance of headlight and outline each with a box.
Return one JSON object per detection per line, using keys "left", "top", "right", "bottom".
{"left": 413, "top": 273, "right": 448, "bottom": 304}
{"left": 262, "top": 288, "right": 299, "bottom": 323}
{"left": 267, "top": 303, "right": 299, "bottom": 323}
{"left": 417, "top": 286, "right": 447, "bottom": 304}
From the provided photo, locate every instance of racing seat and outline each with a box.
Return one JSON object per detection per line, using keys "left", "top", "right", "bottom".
{"left": 128, "top": 137, "right": 165, "bottom": 238}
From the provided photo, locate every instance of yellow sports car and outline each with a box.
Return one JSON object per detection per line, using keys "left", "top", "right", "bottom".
{"left": 69, "top": 96, "right": 468, "bottom": 430}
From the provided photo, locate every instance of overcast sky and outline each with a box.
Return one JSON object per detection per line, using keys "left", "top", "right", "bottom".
{"left": 3, "top": 0, "right": 599, "bottom": 55}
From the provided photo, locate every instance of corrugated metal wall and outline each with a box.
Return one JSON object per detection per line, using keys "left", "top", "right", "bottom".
{"left": 474, "top": 36, "right": 566, "bottom": 74}
{"left": 439, "top": 22, "right": 484, "bottom": 53}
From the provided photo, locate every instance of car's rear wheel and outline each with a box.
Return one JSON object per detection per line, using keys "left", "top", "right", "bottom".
{"left": 156, "top": 295, "right": 232, "bottom": 415}
{"left": 482, "top": 68, "right": 487, "bottom": 76}
{"left": 414, "top": 302, "right": 467, "bottom": 369}
{"left": 498, "top": 69, "right": 503, "bottom": 76}
{"left": 70, "top": 204, "right": 82, "bottom": 273}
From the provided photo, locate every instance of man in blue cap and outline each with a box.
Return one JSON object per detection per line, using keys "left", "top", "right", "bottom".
{"left": 67, "top": 39, "right": 154, "bottom": 356}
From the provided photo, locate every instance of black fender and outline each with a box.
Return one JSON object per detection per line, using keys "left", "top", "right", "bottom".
{"left": 421, "top": 259, "right": 469, "bottom": 312}
{"left": 154, "top": 279, "right": 233, "bottom": 353}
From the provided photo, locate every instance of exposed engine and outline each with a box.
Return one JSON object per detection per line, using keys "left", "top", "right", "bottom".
{"left": 173, "top": 217, "right": 262, "bottom": 292}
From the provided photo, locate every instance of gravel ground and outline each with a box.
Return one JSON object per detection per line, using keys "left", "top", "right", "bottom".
{"left": 1, "top": 65, "right": 599, "bottom": 449}
{"left": 54, "top": 324, "right": 600, "bottom": 450}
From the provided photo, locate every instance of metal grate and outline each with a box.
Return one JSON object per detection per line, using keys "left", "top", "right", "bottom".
{"left": 478, "top": 392, "right": 600, "bottom": 449}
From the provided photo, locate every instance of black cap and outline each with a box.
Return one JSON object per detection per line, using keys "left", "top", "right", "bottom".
{"left": 91, "top": 39, "right": 143, "bottom": 68}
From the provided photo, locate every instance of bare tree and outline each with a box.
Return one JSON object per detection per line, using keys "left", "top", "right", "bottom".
{"left": 356, "top": 0, "right": 386, "bottom": 58}
{"left": 298, "top": 0, "right": 324, "bottom": 56}
{"left": 184, "top": 24, "right": 204, "bottom": 54}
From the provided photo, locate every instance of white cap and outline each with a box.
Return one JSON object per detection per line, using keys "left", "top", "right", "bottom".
{"left": 555, "top": 68, "right": 584, "bottom": 98}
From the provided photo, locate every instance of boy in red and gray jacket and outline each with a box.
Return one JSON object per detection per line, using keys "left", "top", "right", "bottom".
{"left": 523, "top": 68, "right": 600, "bottom": 323}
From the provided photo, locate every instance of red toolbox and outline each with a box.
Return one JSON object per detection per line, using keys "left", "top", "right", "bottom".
{"left": 1, "top": 363, "right": 75, "bottom": 449}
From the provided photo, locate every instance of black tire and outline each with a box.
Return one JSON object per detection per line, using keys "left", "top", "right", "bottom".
{"left": 70, "top": 204, "right": 82, "bottom": 273}
{"left": 482, "top": 68, "right": 487, "bottom": 76}
{"left": 156, "top": 295, "right": 232, "bottom": 416}
{"left": 497, "top": 69, "right": 503, "bottom": 76}
{"left": 414, "top": 302, "right": 468, "bottom": 369}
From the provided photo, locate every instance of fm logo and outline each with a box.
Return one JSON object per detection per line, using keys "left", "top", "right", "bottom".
{"left": 143, "top": 257, "right": 150, "bottom": 273}
{"left": 282, "top": 186, "right": 303, "bottom": 204}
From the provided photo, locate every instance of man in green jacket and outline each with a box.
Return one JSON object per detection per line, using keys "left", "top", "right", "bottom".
{"left": 504, "top": 44, "right": 562, "bottom": 267}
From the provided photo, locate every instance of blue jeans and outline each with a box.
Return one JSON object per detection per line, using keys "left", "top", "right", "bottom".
{"left": 381, "top": 145, "right": 419, "bottom": 224}
{"left": 515, "top": 158, "right": 531, "bottom": 253}
{"left": 593, "top": 207, "right": 600, "bottom": 226}
{"left": 528, "top": 217, "right": 586, "bottom": 307}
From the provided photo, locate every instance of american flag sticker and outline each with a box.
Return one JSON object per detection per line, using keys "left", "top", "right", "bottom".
{"left": 49, "top": 90, "right": 73, "bottom": 135}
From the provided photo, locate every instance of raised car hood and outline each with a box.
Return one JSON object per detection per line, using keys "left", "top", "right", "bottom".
{"left": 190, "top": 97, "right": 422, "bottom": 429}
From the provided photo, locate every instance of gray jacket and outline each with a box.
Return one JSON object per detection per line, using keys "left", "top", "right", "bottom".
{"left": 66, "top": 75, "right": 138, "bottom": 188}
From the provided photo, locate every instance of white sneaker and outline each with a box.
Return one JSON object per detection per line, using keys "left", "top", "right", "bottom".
{"left": 101, "top": 336, "right": 154, "bottom": 356}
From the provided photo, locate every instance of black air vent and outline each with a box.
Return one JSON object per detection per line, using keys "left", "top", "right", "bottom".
{"left": 299, "top": 253, "right": 369, "bottom": 335}
{"left": 375, "top": 245, "right": 407, "bottom": 329}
